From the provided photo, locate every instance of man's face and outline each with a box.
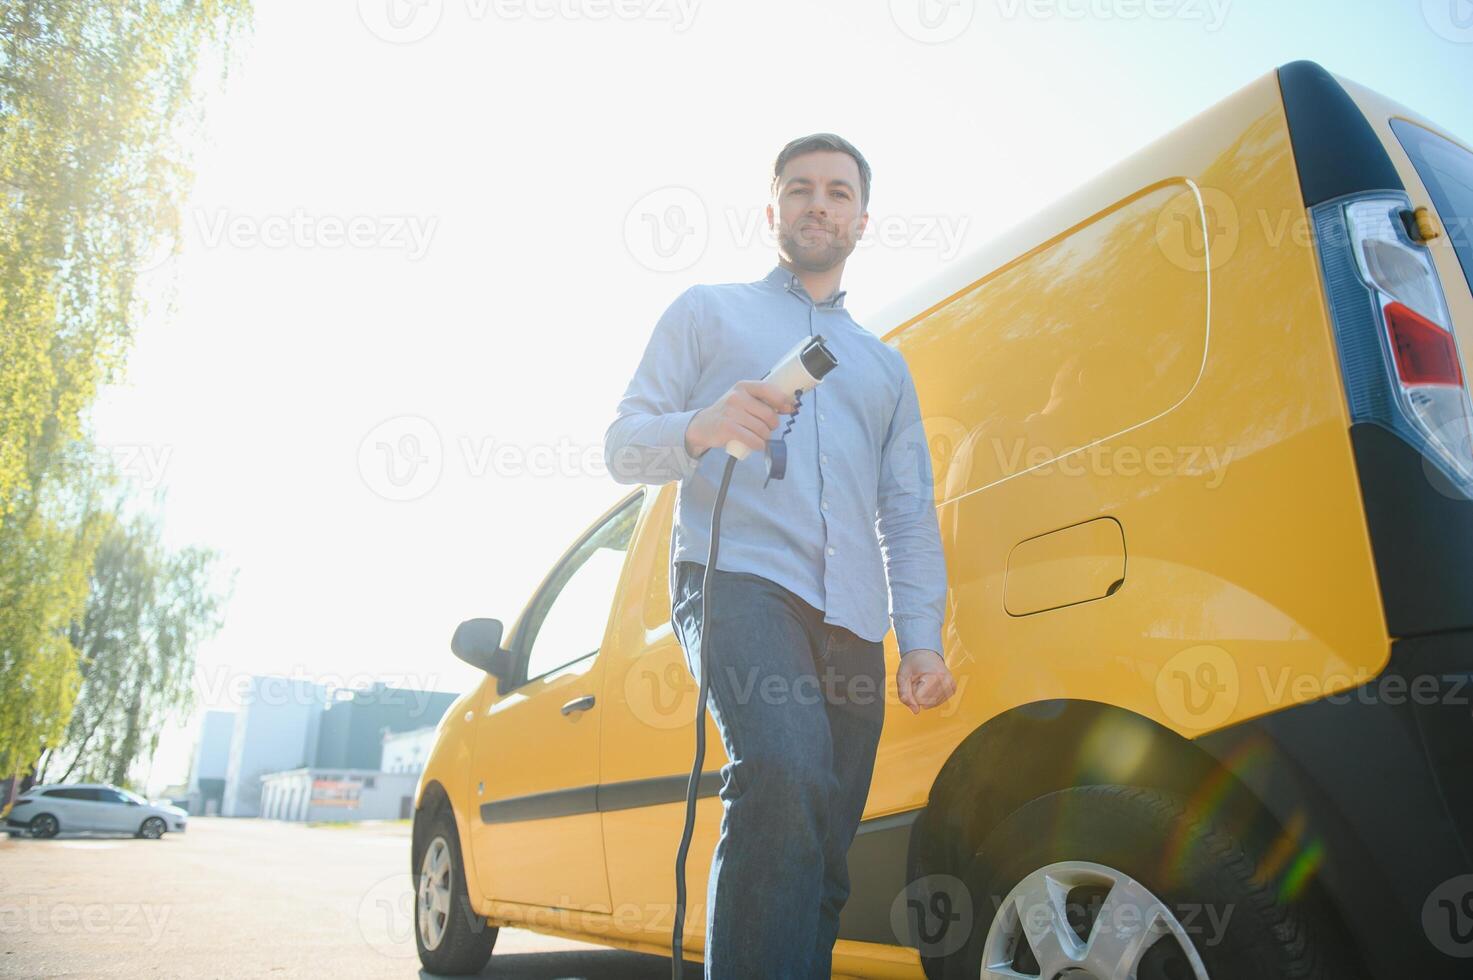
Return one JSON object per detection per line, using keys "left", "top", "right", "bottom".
{"left": 768, "top": 150, "right": 869, "bottom": 273}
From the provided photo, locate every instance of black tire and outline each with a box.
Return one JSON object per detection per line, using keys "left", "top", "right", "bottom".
{"left": 28, "top": 813, "right": 59, "bottom": 839}
{"left": 411, "top": 801, "right": 496, "bottom": 975}
{"left": 937, "top": 785, "right": 1363, "bottom": 980}
{"left": 137, "top": 816, "right": 167, "bottom": 840}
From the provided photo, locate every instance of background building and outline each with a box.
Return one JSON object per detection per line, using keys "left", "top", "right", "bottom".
{"left": 312, "top": 683, "right": 456, "bottom": 770}
{"left": 195, "top": 676, "right": 458, "bottom": 820}
{"left": 221, "top": 678, "right": 326, "bottom": 817}
{"left": 381, "top": 725, "right": 438, "bottom": 775}
{"left": 185, "top": 709, "right": 236, "bottom": 815}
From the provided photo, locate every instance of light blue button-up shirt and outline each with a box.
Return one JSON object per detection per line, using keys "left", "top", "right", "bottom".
{"left": 603, "top": 263, "right": 947, "bottom": 655}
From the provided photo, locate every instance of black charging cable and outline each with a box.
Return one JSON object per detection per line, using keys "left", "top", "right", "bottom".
{"left": 671, "top": 453, "right": 738, "bottom": 978}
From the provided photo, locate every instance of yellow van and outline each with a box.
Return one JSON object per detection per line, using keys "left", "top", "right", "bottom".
{"left": 411, "top": 60, "right": 1473, "bottom": 979}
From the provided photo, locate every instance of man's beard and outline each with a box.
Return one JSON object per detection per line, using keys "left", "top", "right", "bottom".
{"left": 778, "top": 222, "right": 857, "bottom": 272}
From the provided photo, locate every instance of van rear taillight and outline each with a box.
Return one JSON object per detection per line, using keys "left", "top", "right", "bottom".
{"left": 1386, "top": 302, "right": 1463, "bottom": 386}
{"left": 1314, "top": 192, "right": 1473, "bottom": 495}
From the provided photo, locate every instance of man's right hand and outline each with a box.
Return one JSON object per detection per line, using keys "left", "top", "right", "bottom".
{"left": 684, "top": 380, "right": 798, "bottom": 458}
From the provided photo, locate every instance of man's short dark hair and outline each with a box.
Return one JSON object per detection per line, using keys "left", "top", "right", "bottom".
{"left": 772, "top": 133, "right": 871, "bottom": 212}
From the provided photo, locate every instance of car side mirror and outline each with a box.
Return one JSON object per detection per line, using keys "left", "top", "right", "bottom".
{"left": 451, "top": 618, "right": 514, "bottom": 682}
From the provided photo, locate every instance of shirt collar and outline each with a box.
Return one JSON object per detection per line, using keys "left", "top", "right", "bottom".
{"left": 763, "top": 263, "right": 847, "bottom": 309}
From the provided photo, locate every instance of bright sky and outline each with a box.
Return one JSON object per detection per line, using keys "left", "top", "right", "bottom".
{"left": 96, "top": 0, "right": 1473, "bottom": 793}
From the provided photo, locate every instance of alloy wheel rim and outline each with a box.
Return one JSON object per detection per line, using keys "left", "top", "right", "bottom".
{"left": 418, "top": 836, "right": 452, "bottom": 952}
{"left": 980, "top": 860, "right": 1211, "bottom": 980}
{"left": 143, "top": 818, "right": 163, "bottom": 839}
{"left": 32, "top": 815, "right": 56, "bottom": 838}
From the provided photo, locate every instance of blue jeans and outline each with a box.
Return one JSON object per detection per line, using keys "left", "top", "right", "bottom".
{"left": 669, "top": 560, "right": 887, "bottom": 980}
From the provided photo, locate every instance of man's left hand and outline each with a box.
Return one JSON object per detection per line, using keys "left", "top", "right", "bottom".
{"left": 896, "top": 650, "right": 956, "bottom": 714}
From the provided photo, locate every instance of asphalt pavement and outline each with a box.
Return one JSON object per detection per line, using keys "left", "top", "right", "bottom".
{"left": 0, "top": 817, "right": 700, "bottom": 979}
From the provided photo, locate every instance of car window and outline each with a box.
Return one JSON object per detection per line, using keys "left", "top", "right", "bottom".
{"left": 45, "top": 788, "right": 93, "bottom": 801}
{"left": 519, "top": 495, "right": 641, "bottom": 684}
{"left": 100, "top": 789, "right": 132, "bottom": 805}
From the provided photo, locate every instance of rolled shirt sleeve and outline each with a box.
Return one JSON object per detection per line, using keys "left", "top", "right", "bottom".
{"left": 875, "top": 358, "right": 948, "bottom": 655}
{"left": 604, "top": 286, "right": 708, "bottom": 486}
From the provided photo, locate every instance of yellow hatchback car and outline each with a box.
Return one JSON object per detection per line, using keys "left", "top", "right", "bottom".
{"left": 412, "top": 61, "right": 1473, "bottom": 980}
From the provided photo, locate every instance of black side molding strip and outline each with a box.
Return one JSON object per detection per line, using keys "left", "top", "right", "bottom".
{"left": 837, "top": 808, "right": 922, "bottom": 947}
{"left": 480, "top": 784, "right": 598, "bottom": 824}
{"left": 595, "top": 771, "right": 722, "bottom": 813}
{"left": 1277, "top": 60, "right": 1404, "bottom": 207}
{"left": 479, "top": 770, "right": 722, "bottom": 824}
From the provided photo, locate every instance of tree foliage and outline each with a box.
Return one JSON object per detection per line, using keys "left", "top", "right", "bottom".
{"left": 41, "top": 490, "right": 232, "bottom": 787}
{"left": 0, "top": 0, "right": 252, "bottom": 782}
{"left": 0, "top": 441, "right": 104, "bottom": 784}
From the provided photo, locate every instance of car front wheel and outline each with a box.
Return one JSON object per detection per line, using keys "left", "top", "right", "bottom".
{"left": 137, "top": 816, "right": 167, "bottom": 840}
{"left": 412, "top": 802, "right": 496, "bottom": 975}
{"left": 28, "top": 813, "right": 59, "bottom": 839}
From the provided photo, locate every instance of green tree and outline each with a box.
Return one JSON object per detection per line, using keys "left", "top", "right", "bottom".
{"left": 0, "top": 0, "right": 252, "bottom": 782}
{"left": 0, "top": 441, "right": 107, "bottom": 786}
{"left": 40, "top": 493, "right": 232, "bottom": 787}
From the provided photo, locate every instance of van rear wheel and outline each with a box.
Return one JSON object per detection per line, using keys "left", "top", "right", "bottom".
{"left": 975, "top": 858, "right": 1212, "bottom": 979}
{"left": 940, "top": 785, "right": 1363, "bottom": 980}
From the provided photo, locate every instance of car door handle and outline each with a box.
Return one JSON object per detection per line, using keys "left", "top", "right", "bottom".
{"left": 560, "top": 694, "right": 596, "bottom": 716}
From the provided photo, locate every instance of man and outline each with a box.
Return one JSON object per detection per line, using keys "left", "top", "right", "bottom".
{"left": 603, "top": 132, "right": 955, "bottom": 979}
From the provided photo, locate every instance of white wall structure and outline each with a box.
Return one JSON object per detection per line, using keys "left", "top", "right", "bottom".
{"left": 258, "top": 768, "right": 420, "bottom": 822}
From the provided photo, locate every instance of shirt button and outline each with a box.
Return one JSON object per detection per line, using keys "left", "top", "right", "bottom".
{"left": 821, "top": 499, "right": 830, "bottom": 511}
{"left": 827, "top": 546, "right": 836, "bottom": 556}
{"left": 820, "top": 454, "right": 829, "bottom": 465}
{"left": 819, "top": 413, "right": 826, "bottom": 422}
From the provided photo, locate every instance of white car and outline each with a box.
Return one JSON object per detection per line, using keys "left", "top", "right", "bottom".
{"left": 5, "top": 783, "right": 188, "bottom": 839}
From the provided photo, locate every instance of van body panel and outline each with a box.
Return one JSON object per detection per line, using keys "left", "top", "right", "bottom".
{"left": 471, "top": 657, "right": 612, "bottom": 911}
{"left": 879, "top": 68, "right": 1388, "bottom": 762}
{"left": 438, "top": 490, "right": 647, "bottom": 914}
{"left": 415, "top": 684, "right": 486, "bottom": 897}
{"left": 900, "top": 179, "right": 1211, "bottom": 501}
{"left": 868, "top": 69, "right": 1292, "bottom": 339}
